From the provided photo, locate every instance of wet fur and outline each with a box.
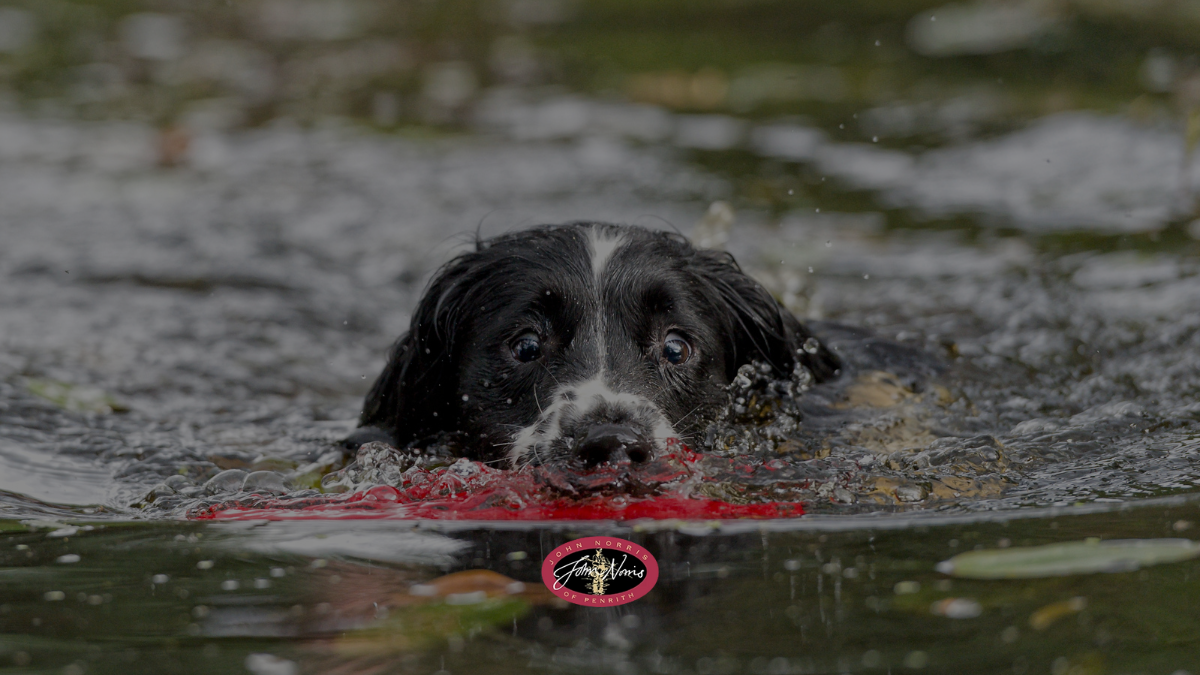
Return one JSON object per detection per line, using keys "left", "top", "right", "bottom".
{"left": 351, "top": 223, "right": 840, "bottom": 465}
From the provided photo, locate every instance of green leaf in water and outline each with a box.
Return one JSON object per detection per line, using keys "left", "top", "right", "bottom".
{"left": 937, "top": 538, "right": 1200, "bottom": 579}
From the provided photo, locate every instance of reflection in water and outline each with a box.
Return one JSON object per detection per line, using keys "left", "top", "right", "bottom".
{"left": 6, "top": 504, "right": 1200, "bottom": 673}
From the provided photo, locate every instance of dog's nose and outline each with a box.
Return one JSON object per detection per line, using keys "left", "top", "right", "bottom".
{"left": 577, "top": 424, "right": 652, "bottom": 467}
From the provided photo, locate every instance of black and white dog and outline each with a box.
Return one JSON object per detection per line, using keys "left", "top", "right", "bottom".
{"left": 349, "top": 222, "right": 839, "bottom": 469}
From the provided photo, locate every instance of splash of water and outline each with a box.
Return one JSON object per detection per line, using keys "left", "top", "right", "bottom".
{"left": 191, "top": 442, "right": 805, "bottom": 521}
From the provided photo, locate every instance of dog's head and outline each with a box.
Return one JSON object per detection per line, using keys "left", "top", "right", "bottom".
{"left": 356, "top": 223, "right": 839, "bottom": 469}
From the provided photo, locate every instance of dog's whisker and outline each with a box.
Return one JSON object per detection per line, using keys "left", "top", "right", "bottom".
{"left": 673, "top": 404, "right": 704, "bottom": 427}
{"left": 539, "top": 362, "right": 561, "bottom": 387}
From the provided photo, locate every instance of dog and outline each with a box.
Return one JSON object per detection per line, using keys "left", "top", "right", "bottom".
{"left": 346, "top": 222, "right": 840, "bottom": 470}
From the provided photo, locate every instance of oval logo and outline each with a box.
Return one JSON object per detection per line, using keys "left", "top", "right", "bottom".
{"left": 541, "top": 536, "right": 659, "bottom": 607}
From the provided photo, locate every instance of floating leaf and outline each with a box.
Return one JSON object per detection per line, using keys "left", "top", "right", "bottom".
{"left": 937, "top": 538, "right": 1200, "bottom": 579}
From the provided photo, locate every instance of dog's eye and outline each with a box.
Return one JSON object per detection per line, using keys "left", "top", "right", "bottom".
{"left": 511, "top": 333, "right": 542, "bottom": 362}
{"left": 662, "top": 332, "right": 693, "bottom": 365}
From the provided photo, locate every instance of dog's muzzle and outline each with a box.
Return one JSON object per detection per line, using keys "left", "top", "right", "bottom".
{"left": 506, "top": 379, "right": 678, "bottom": 469}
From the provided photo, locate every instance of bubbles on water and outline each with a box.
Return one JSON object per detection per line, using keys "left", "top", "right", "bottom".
{"left": 205, "top": 470, "right": 248, "bottom": 495}
{"left": 321, "top": 441, "right": 455, "bottom": 493}
{"left": 243, "top": 471, "right": 288, "bottom": 495}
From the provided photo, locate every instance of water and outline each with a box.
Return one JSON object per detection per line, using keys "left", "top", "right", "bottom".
{"left": 2, "top": 0, "right": 1200, "bottom": 671}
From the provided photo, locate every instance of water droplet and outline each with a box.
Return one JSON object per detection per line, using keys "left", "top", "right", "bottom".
{"left": 506, "top": 398, "right": 513, "bottom": 404}
{"left": 875, "top": 40, "right": 881, "bottom": 46}
{"left": 825, "top": 241, "right": 832, "bottom": 247}
{"left": 815, "top": 208, "right": 820, "bottom": 213}
{"left": 808, "top": 267, "right": 813, "bottom": 273}
{"left": 864, "top": 274, "right": 870, "bottom": 280}
{"left": 152, "top": 574, "right": 169, "bottom": 584}
{"left": 462, "top": 394, "right": 469, "bottom": 402}
{"left": 872, "top": 136, "right": 879, "bottom": 143}
{"left": 803, "top": 337, "right": 821, "bottom": 354}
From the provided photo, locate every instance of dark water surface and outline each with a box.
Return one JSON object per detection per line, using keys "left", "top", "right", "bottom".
{"left": 3, "top": 0, "right": 1200, "bottom": 672}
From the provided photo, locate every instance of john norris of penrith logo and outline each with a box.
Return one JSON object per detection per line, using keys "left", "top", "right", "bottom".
{"left": 541, "top": 537, "right": 659, "bottom": 607}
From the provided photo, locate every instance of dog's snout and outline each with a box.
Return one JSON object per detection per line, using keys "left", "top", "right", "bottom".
{"left": 576, "top": 424, "right": 652, "bottom": 467}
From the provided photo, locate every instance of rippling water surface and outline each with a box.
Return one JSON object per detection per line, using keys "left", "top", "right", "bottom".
{"left": 3, "top": 0, "right": 1200, "bottom": 672}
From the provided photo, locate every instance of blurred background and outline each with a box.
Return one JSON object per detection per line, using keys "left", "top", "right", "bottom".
{"left": 2, "top": 0, "right": 1200, "bottom": 235}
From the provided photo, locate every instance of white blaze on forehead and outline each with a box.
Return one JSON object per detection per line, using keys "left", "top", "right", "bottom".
{"left": 587, "top": 227, "right": 626, "bottom": 280}
{"left": 586, "top": 226, "right": 626, "bottom": 379}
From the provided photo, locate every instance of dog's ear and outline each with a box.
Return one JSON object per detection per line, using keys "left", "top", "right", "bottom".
{"left": 357, "top": 256, "right": 476, "bottom": 447}
{"left": 691, "top": 249, "right": 840, "bottom": 383}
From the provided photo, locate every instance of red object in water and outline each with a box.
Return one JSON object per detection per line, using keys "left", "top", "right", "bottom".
{"left": 191, "top": 489, "right": 804, "bottom": 521}
{"left": 191, "top": 451, "right": 806, "bottom": 521}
